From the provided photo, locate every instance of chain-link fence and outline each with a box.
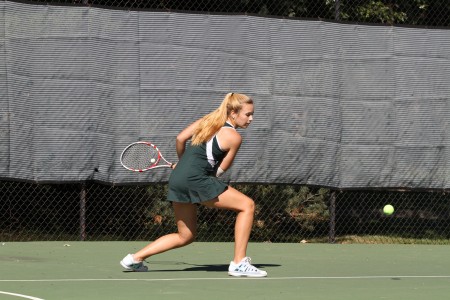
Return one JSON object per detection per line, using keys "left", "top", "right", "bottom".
{"left": 2, "top": 181, "right": 450, "bottom": 244}
{"left": 2, "top": 0, "right": 449, "bottom": 244}
{"left": 22, "top": 0, "right": 450, "bottom": 27}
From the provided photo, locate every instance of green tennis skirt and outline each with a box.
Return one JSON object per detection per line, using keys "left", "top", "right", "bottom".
{"left": 166, "top": 166, "right": 228, "bottom": 204}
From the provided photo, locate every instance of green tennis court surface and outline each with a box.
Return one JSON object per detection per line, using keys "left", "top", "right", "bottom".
{"left": 1, "top": 242, "right": 450, "bottom": 300}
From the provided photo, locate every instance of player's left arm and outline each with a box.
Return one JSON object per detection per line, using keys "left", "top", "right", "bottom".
{"left": 217, "top": 130, "right": 242, "bottom": 175}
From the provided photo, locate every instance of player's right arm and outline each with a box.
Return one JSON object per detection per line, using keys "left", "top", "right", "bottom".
{"left": 175, "top": 119, "right": 202, "bottom": 159}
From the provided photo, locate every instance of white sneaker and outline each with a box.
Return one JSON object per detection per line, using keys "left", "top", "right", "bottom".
{"left": 120, "top": 254, "right": 148, "bottom": 272}
{"left": 228, "top": 257, "right": 267, "bottom": 277}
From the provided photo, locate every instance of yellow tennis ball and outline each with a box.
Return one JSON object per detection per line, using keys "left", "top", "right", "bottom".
{"left": 383, "top": 204, "right": 394, "bottom": 215}
{"left": 150, "top": 158, "right": 156, "bottom": 163}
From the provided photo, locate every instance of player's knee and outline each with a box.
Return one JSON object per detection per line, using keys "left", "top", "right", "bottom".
{"left": 244, "top": 198, "right": 255, "bottom": 214}
{"left": 178, "top": 231, "right": 196, "bottom": 246}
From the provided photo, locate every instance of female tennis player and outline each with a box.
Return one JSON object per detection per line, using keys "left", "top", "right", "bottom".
{"left": 120, "top": 92, "right": 267, "bottom": 277}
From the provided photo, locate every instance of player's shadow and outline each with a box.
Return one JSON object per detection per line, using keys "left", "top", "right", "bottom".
{"left": 123, "top": 261, "right": 280, "bottom": 273}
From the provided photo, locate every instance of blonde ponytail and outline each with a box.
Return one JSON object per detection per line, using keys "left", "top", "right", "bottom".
{"left": 191, "top": 93, "right": 253, "bottom": 145}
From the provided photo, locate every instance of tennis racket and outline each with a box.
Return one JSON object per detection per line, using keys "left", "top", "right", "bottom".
{"left": 120, "top": 141, "right": 173, "bottom": 172}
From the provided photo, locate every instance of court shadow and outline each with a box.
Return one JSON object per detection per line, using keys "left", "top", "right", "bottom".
{"left": 141, "top": 261, "right": 280, "bottom": 273}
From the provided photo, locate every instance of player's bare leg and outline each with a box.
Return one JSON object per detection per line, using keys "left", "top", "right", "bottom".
{"left": 203, "top": 186, "right": 267, "bottom": 277}
{"left": 203, "top": 186, "right": 254, "bottom": 262}
{"left": 132, "top": 202, "right": 198, "bottom": 261}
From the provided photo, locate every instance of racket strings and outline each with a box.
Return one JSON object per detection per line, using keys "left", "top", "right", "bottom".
{"left": 122, "top": 143, "right": 159, "bottom": 170}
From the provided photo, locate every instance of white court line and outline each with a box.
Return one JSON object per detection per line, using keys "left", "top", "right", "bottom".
{"left": 1, "top": 275, "right": 450, "bottom": 282}
{"left": 0, "top": 291, "right": 45, "bottom": 300}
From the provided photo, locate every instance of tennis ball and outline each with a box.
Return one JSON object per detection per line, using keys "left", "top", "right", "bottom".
{"left": 150, "top": 158, "right": 156, "bottom": 163}
{"left": 383, "top": 204, "right": 394, "bottom": 215}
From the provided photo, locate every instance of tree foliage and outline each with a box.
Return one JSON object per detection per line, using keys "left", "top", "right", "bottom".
{"left": 30, "top": 0, "right": 448, "bottom": 26}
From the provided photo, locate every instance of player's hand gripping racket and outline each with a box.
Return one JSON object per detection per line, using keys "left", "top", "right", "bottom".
{"left": 120, "top": 141, "right": 173, "bottom": 172}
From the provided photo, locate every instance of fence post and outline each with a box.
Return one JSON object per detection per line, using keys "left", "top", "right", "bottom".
{"left": 335, "top": 0, "right": 341, "bottom": 21}
{"left": 328, "top": 190, "right": 336, "bottom": 243}
{"left": 80, "top": 183, "right": 87, "bottom": 241}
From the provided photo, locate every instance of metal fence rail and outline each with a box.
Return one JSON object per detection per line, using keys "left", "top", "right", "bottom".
{"left": 2, "top": 181, "right": 449, "bottom": 244}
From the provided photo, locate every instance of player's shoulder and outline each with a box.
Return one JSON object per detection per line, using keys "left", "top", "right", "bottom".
{"left": 218, "top": 126, "right": 242, "bottom": 147}
{"left": 220, "top": 125, "right": 240, "bottom": 136}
